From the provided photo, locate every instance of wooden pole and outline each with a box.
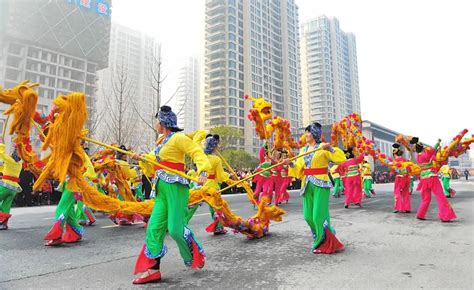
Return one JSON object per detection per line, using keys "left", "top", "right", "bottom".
{"left": 218, "top": 146, "right": 321, "bottom": 193}
{"left": 216, "top": 149, "right": 257, "bottom": 204}
{"left": 81, "top": 136, "right": 199, "bottom": 183}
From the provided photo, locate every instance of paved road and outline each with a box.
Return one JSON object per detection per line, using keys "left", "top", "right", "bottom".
{"left": 1, "top": 180, "right": 473, "bottom": 288}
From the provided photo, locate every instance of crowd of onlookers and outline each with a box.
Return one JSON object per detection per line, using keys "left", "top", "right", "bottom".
{"left": 8, "top": 167, "right": 472, "bottom": 207}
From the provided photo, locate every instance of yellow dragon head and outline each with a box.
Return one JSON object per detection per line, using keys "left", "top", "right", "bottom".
{"left": 245, "top": 95, "right": 273, "bottom": 122}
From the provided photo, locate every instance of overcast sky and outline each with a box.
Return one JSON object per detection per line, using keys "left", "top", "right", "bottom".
{"left": 112, "top": 0, "right": 473, "bottom": 150}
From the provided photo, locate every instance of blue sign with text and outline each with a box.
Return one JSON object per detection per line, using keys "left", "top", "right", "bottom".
{"left": 67, "top": 0, "right": 111, "bottom": 17}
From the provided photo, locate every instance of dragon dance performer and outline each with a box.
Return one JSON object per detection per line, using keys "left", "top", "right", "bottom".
{"left": 108, "top": 149, "right": 144, "bottom": 226}
{"left": 252, "top": 145, "right": 268, "bottom": 202}
{"left": 330, "top": 164, "right": 344, "bottom": 198}
{"left": 439, "top": 164, "right": 455, "bottom": 198}
{"left": 410, "top": 137, "right": 456, "bottom": 221}
{"left": 44, "top": 149, "right": 98, "bottom": 245}
{"left": 256, "top": 152, "right": 274, "bottom": 205}
{"left": 361, "top": 160, "right": 376, "bottom": 198}
{"left": 132, "top": 106, "right": 211, "bottom": 284}
{"left": 184, "top": 134, "right": 229, "bottom": 234}
{"left": 391, "top": 144, "right": 411, "bottom": 213}
{"left": 75, "top": 148, "right": 96, "bottom": 226}
{"left": 130, "top": 166, "right": 145, "bottom": 201}
{"left": 201, "top": 134, "right": 229, "bottom": 235}
{"left": 276, "top": 150, "right": 291, "bottom": 204}
{"left": 290, "top": 122, "right": 345, "bottom": 254}
{"left": 336, "top": 147, "right": 365, "bottom": 208}
{"left": 0, "top": 141, "right": 23, "bottom": 230}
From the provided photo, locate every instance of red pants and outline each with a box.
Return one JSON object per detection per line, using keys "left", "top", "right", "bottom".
{"left": 416, "top": 176, "right": 456, "bottom": 221}
{"left": 253, "top": 176, "right": 265, "bottom": 201}
{"left": 277, "top": 177, "right": 291, "bottom": 203}
{"left": 394, "top": 175, "right": 411, "bottom": 211}
{"left": 260, "top": 177, "right": 275, "bottom": 204}
{"left": 343, "top": 176, "right": 362, "bottom": 206}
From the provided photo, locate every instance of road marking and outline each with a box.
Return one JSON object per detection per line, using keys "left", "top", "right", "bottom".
{"left": 42, "top": 217, "right": 55, "bottom": 220}
{"left": 101, "top": 222, "right": 144, "bottom": 228}
{"left": 193, "top": 208, "right": 241, "bottom": 217}
{"left": 101, "top": 225, "right": 119, "bottom": 228}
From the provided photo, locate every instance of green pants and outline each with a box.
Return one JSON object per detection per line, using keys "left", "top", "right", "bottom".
{"left": 57, "top": 185, "right": 82, "bottom": 230}
{"left": 409, "top": 177, "right": 414, "bottom": 193}
{"left": 441, "top": 176, "right": 451, "bottom": 197}
{"left": 134, "top": 186, "right": 145, "bottom": 201}
{"left": 75, "top": 200, "right": 96, "bottom": 222}
{"left": 185, "top": 204, "right": 199, "bottom": 225}
{"left": 332, "top": 178, "right": 344, "bottom": 197}
{"left": 0, "top": 186, "right": 17, "bottom": 214}
{"left": 303, "top": 183, "right": 334, "bottom": 249}
{"left": 363, "top": 178, "right": 373, "bottom": 197}
{"left": 145, "top": 180, "right": 203, "bottom": 264}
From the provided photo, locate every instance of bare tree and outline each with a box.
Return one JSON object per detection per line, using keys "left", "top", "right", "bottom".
{"left": 103, "top": 59, "right": 137, "bottom": 148}
{"left": 129, "top": 45, "right": 184, "bottom": 141}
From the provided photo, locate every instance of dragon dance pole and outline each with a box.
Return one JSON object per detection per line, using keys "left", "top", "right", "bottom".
{"left": 81, "top": 136, "right": 199, "bottom": 183}
{"left": 218, "top": 146, "right": 321, "bottom": 194}
{"left": 1, "top": 114, "right": 10, "bottom": 140}
{"left": 31, "top": 119, "right": 198, "bottom": 183}
{"left": 216, "top": 149, "right": 258, "bottom": 204}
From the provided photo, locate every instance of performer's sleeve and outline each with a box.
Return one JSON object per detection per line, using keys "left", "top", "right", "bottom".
{"left": 216, "top": 158, "right": 230, "bottom": 182}
{"left": 325, "top": 147, "right": 346, "bottom": 165}
{"left": 139, "top": 150, "right": 156, "bottom": 176}
{"left": 354, "top": 154, "right": 365, "bottom": 164}
{"left": 83, "top": 153, "right": 97, "bottom": 180}
{"left": 0, "top": 143, "right": 6, "bottom": 162}
{"left": 176, "top": 134, "right": 211, "bottom": 174}
{"left": 288, "top": 148, "right": 305, "bottom": 179}
{"left": 0, "top": 143, "right": 14, "bottom": 163}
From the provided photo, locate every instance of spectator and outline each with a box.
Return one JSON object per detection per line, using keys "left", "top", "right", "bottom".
{"left": 17, "top": 169, "right": 35, "bottom": 207}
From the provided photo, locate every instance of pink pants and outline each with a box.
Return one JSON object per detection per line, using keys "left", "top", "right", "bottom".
{"left": 416, "top": 176, "right": 457, "bottom": 221}
{"left": 273, "top": 176, "right": 284, "bottom": 203}
{"left": 253, "top": 176, "right": 265, "bottom": 201}
{"left": 344, "top": 176, "right": 362, "bottom": 206}
{"left": 394, "top": 175, "right": 411, "bottom": 211}
{"left": 260, "top": 177, "right": 275, "bottom": 204}
{"left": 277, "top": 177, "right": 291, "bottom": 203}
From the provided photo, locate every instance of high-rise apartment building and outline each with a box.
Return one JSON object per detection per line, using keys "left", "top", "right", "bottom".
{"left": 300, "top": 16, "right": 360, "bottom": 126}
{"left": 203, "top": 0, "right": 301, "bottom": 154}
{"left": 176, "top": 57, "right": 200, "bottom": 133}
{"left": 96, "top": 23, "right": 160, "bottom": 149}
{"left": 0, "top": 0, "right": 111, "bottom": 150}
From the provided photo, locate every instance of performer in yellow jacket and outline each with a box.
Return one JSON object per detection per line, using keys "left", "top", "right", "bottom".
{"left": 0, "top": 141, "right": 23, "bottom": 230}
{"left": 361, "top": 160, "right": 376, "bottom": 197}
{"left": 330, "top": 164, "right": 343, "bottom": 197}
{"left": 202, "top": 134, "right": 230, "bottom": 235}
{"left": 132, "top": 106, "right": 211, "bottom": 284}
{"left": 290, "top": 122, "right": 346, "bottom": 254}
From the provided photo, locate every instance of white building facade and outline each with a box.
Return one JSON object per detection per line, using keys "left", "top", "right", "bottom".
{"left": 176, "top": 57, "right": 200, "bottom": 133}
{"left": 96, "top": 23, "right": 160, "bottom": 150}
{"left": 203, "top": 0, "right": 301, "bottom": 154}
{"left": 300, "top": 16, "right": 361, "bottom": 126}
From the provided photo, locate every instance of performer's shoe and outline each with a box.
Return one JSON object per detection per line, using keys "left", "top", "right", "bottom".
{"left": 393, "top": 210, "right": 399, "bottom": 213}
{"left": 344, "top": 205, "right": 349, "bottom": 209}
{"left": 132, "top": 270, "right": 161, "bottom": 284}
{"left": 214, "top": 229, "right": 227, "bottom": 235}
{"left": 0, "top": 222, "right": 8, "bottom": 230}
{"left": 355, "top": 203, "right": 362, "bottom": 207}
{"left": 416, "top": 217, "right": 426, "bottom": 220}
{"left": 118, "top": 220, "right": 133, "bottom": 226}
{"left": 45, "top": 238, "right": 62, "bottom": 246}
{"left": 404, "top": 211, "right": 411, "bottom": 213}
